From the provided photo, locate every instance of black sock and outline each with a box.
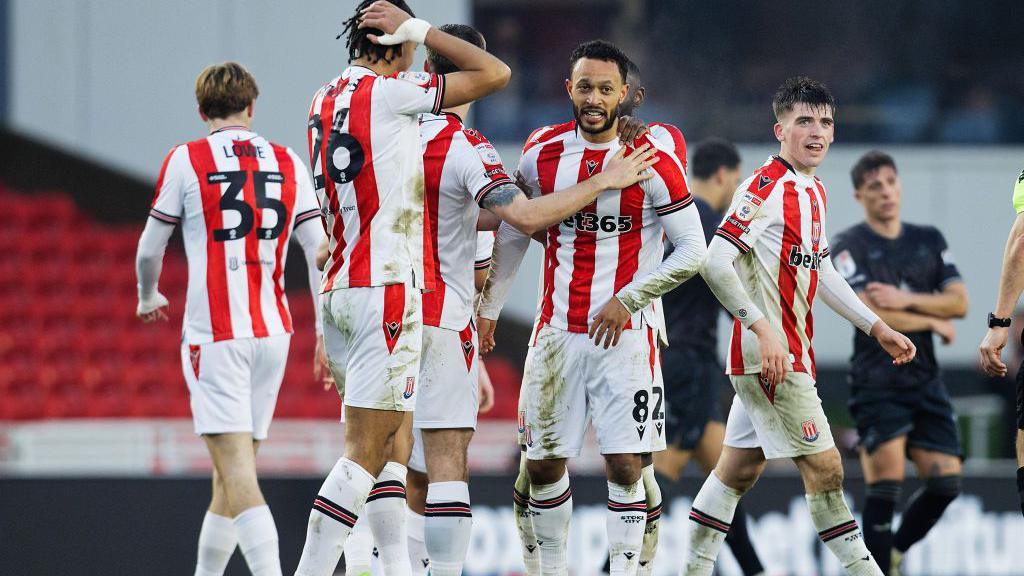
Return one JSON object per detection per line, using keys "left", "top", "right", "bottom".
{"left": 893, "top": 475, "right": 961, "bottom": 553}
{"left": 1017, "top": 467, "right": 1024, "bottom": 518}
{"left": 724, "top": 502, "right": 764, "bottom": 576}
{"left": 862, "top": 480, "right": 901, "bottom": 575}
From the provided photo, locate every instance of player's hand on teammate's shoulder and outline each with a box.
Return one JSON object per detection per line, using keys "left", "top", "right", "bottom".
{"left": 978, "top": 326, "right": 1010, "bottom": 377}
{"left": 358, "top": 1, "right": 412, "bottom": 45}
{"left": 478, "top": 316, "right": 497, "bottom": 355}
{"left": 136, "top": 292, "right": 169, "bottom": 323}
{"left": 616, "top": 116, "right": 649, "bottom": 144}
{"left": 750, "top": 318, "right": 790, "bottom": 386}
{"left": 870, "top": 321, "right": 917, "bottom": 366}
{"left": 596, "top": 143, "right": 659, "bottom": 191}
{"left": 930, "top": 318, "right": 956, "bottom": 345}
{"left": 315, "top": 334, "right": 335, "bottom": 390}
{"left": 865, "top": 281, "right": 912, "bottom": 310}
{"left": 589, "top": 297, "right": 631, "bottom": 349}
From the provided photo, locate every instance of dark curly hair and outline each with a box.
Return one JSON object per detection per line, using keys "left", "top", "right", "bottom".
{"left": 568, "top": 39, "right": 629, "bottom": 83}
{"left": 337, "top": 0, "right": 416, "bottom": 64}
{"left": 771, "top": 76, "right": 835, "bottom": 120}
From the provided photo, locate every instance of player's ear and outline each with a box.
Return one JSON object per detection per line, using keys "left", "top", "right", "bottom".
{"left": 774, "top": 122, "right": 784, "bottom": 143}
{"left": 565, "top": 78, "right": 573, "bottom": 99}
{"left": 634, "top": 87, "right": 645, "bottom": 108}
{"left": 247, "top": 101, "right": 254, "bottom": 119}
{"left": 618, "top": 82, "right": 628, "bottom": 104}
{"left": 198, "top": 106, "right": 208, "bottom": 122}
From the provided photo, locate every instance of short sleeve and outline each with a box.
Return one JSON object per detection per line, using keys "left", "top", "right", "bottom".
{"left": 931, "top": 229, "right": 962, "bottom": 288}
{"left": 475, "top": 231, "right": 495, "bottom": 269}
{"left": 454, "top": 130, "right": 515, "bottom": 206}
{"left": 289, "top": 148, "right": 323, "bottom": 230}
{"left": 639, "top": 137, "right": 692, "bottom": 217}
{"left": 380, "top": 71, "right": 446, "bottom": 116}
{"left": 714, "top": 176, "right": 778, "bottom": 254}
{"left": 1014, "top": 169, "right": 1024, "bottom": 214}
{"left": 149, "top": 145, "right": 188, "bottom": 225}
{"left": 830, "top": 232, "right": 871, "bottom": 292}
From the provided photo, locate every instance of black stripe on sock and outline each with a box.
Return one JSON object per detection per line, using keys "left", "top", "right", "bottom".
{"left": 424, "top": 501, "right": 472, "bottom": 518}
{"left": 312, "top": 495, "right": 357, "bottom": 528}
{"left": 819, "top": 520, "right": 860, "bottom": 542}
{"left": 529, "top": 488, "right": 572, "bottom": 509}
{"left": 689, "top": 507, "right": 731, "bottom": 534}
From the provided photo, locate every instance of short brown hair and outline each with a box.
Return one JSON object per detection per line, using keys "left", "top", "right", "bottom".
{"left": 195, "top": 62, "right": 259, "bottom": 120}
{"left": 851, "top": 150, "right": 897, "bottom": 189}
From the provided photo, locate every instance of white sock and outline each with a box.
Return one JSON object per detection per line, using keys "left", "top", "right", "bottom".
{"left": 513, "top": 457, "right": 540, "bottom": 576}
{"left": 195, "top": 511, "right": 236, "bottom": 576}
{"left": 807, "top": 490, "right": 883, "bottom": 576}
{"left": 296, "top": 457, "right": 376, "bottom": 576}
{"left": 424, "top": 481, "right": 473, "bottom": 576}
{"left": 406, "top": 508, "right": 429, "bottom": 576}
{"left": 344, "top": 520, "right": 375, "bottom": 576}
{"left": 233, "top": 505, "right": 281, "bottom": 576}
{"left": 684, "top": 471, "right": 742, "bottom": 576}
{"left": 366, "top": 461, "right": 412, "bottom": 576}
{"left": 529, "top": 471, "right": 572, "bottom": 575}
{"left": 638, "top": 465, "right": 662, "bottom": 576}
{"left": 607, "top": 479, "right": 646, "bottom": 575}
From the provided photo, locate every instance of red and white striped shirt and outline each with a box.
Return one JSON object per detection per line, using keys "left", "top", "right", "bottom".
{"left": 307, "top": 65, "right": 446, "bottom": 293}
{"left": 419, "top": 112, "right": 513, "bottom": 329}
{"left": 150, "top": 128, "right": 321, "bottom": 344}
{"left": 509, "top": 122, "right": 694, "bottom": 332}
{"left": 716, "top": 156, "right": 831, "bottom": 378}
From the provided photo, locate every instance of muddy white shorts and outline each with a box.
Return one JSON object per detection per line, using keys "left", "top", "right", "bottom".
{"left": 408, "top": 426, "right": 426, "bottom": 473}
{"left": 522, "top": 324, "right": 656, "bottom": 460}
{"left": 414, "top": 323, "right": 479, "bottom": 429}
{"left": 724, "top": 371, "right": 834, "bottom": 459}
{"left": 181, "top": 334, "right": 290, "bottom": 440}
{"left": 322, "top": 283, "right": 422, "bottom": 412}
{"left": 648, "top": 344, "right": 667, "bottom": 453}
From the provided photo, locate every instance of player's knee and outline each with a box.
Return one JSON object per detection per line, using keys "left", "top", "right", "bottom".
{"left": 604, "top": 454, "right": 642, "bottom": 485}
{"left": 527, "top": 458, "right": 566, "bottom": 486}
{"left": 925, "top": 474, "right": 962, "bottom": 501}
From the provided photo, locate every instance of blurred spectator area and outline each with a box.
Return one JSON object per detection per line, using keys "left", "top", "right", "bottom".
{"left": 0, "top": 130, "right": 528, "bottom": 421}
{"left": 472, "top": 0, "right": 1024, "bottom": 144}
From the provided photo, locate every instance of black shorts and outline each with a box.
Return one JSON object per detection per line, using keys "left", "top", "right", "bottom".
{"left": 848, "top": 376, "right": 962, "bottom": 457}
{"left": 662, "top": 347, "right": 726, "bottom": 451}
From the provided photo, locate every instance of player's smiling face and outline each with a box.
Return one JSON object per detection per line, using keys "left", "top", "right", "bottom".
{"left": 775, "top": 102, "right": 834, "bottom": 173}
{"left": 566, "top": 58, "right": 628, "bottom": 139}
{"left": 856, "top": 165, "right": 902, "bottom": 222}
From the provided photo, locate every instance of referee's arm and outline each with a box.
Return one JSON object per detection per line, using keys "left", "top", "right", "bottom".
{"left": 979, "top": 212, "right": 1024, "bottom": 377}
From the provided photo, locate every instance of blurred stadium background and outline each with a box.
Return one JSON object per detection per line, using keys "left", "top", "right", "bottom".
{"left": 2, "top": 1, "right": 1024, "bottom": 574}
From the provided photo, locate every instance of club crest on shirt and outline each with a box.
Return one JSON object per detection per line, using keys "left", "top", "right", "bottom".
{"left": 229, "top": 256, "right": 240, "bottom": 271}
{"left": 801, "top": 418, "right": 820, "bottom": 442}
{"left": 403, "top": 376, "right": 416, "bottom": 399}
{"left": 189, "top": 344, "right": 201, "bottom": 378}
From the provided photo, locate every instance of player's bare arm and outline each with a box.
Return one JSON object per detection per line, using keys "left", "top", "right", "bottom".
{"left": 359, "top": 1, "right": 510, "bottom": 107}
{"left": 980, "top": 213, "right": 1024, "bottom": 376}
{"left": 865, "top": 280, "right": 968, "bottom": 318}
{"left": 701, "top": 235, "right": 792, "bottom": 385}
{"left": 481, "top": 144, "right": 658, "bottom": 235}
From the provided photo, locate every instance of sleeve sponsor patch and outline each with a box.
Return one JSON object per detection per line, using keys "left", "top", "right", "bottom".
{"left": 475, "top": 142, "right": 502, "bottom": 166}
{"left": 834, "top": 249, "right": 857, "bottom": 279}
{"left": 733, "top": 192, "right": 764, "bottom": 222}
{"left": 395, "top": 70, "right": 432, "bottom": 88}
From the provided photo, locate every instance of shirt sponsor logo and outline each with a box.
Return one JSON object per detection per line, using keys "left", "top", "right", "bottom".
{"left": 725, "top": 217, "right": 750, "bottom": 233}
{"left": 788, "top": 245, "right": 822, "bottom": 270}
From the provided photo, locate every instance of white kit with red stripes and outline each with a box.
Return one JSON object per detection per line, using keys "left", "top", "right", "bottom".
{"left": 715, "top": 155, "right": 831, "bottom": 378}
{"left": 512, "top": 121, "right": 692, "bottom": 333}
{"left": 418, "top": 112, "right": 513, "bottom": 329}
{"left": 150, "top": 128, "right": 321, "bottom": 344}
{"left": 307, "top": 65, "right": 446, "bottom": 293}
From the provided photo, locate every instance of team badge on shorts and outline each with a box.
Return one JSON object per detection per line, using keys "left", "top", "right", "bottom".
{"left": 188, "top": 344, "right": 201, "bottom": 378}
{"left": 518, "top": 410, "right": 527, "bottom": 434}
{"left": 403, "top": 377, "right": 416, "bottom": 399}
{"left": 801, "top": 418, "right": 820, "bottom": 442}
{"left": 525, "top": 425, "right": 534, "bottom": 447}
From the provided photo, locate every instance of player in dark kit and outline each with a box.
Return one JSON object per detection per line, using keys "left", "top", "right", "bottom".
{"left": 831, "top": 151, "right": 967, "bottom": 575}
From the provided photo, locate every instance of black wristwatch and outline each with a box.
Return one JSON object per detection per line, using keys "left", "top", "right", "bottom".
{"left": 988, "top": 312, "right": 1012, "bottom": 328}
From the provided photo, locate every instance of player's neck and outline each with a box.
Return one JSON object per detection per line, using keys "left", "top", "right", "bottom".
{"left": 206, "top": 114, "right": 251, "bottom": 133}
{"left": 579, "top": 122, "right": 618, "bottom": 145}
{"left": 352, "top": 56, "right": 401, "bottom": 77}
{"left": 778, "top": 150, "right": 817, "bottom": 177}
{"left": 442, "top": 103, "right": 472, "bottom": 121}
{"left": 866, "top": 216, "right": 902, "bottom": 239}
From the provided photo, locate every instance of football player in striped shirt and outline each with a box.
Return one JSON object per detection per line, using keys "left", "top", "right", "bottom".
{"left": 682, "top": 77, "right": 915, "bottom": 576}
{"left": 478, "top": 40, "right": 707, "bottom": 575}
{"left": 295, "top": 3, "right": 515, "bottom": 575}
{"left": 135, "top": 62, "right": 327, "bottom": 576}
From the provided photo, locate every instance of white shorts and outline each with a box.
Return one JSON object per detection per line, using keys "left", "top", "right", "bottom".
{"left": 408, "top": 427, "right": 426, "bottom": 473}
{"left": 724, "top": 371, "right": 835, "bottom": 459}
{"left": 322, "top": 284, "right": 422, "bottom": 412}
{"left": 649, "top": 344, "right": 667, "bottom": 453}
{"left": 522, "top": 324, "right": 656, "bottom": 460}
{"left": 181, "top": 334, "right": 290, "bottom": 441}
{"left": 414, "top": 323, "right": 479, "bottom": 429}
